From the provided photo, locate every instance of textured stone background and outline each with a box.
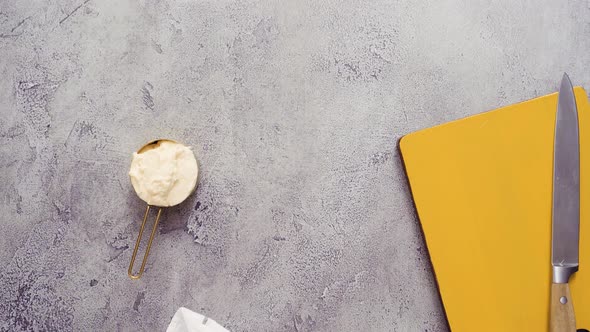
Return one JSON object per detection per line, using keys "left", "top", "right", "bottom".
{"left": 1, "top": 0, "right": 590, "bottom": 331}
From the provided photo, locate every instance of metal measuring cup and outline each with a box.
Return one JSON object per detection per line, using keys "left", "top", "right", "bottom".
{"left": 127, "top": 139, "right": 199, "bottom": 279}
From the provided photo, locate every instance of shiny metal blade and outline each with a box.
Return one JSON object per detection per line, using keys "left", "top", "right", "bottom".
{"left": 551, "top": 73, "right": 580, "bottom": 283}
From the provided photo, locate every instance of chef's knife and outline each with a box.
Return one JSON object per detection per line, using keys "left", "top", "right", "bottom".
{"left": 551, "top": 73, "right": 580, "bottom": 332}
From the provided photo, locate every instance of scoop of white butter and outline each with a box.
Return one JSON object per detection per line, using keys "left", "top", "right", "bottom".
{"left": 129, "top": 140, "right": 198, "bottom": 207}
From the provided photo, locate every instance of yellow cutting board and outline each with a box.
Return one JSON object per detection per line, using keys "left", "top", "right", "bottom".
{"left": 400, "top": 88, "right": 590, "bottom": 331}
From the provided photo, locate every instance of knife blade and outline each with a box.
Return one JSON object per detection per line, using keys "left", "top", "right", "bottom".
{"left": 551, "top": 72, "right": 580, "bottom": 332}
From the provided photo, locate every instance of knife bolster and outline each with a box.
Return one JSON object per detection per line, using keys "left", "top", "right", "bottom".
{"left": 553, "top": 265, "right": 579, "bottom": 283}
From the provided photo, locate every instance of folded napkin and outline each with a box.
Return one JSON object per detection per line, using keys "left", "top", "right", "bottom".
{"left": 166, "top": 307, "right": 229, "bottom": 332}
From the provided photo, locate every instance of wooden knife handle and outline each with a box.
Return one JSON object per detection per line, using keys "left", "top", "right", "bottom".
{"left": 551, "top": 283, "right": 576, "bottom": 332}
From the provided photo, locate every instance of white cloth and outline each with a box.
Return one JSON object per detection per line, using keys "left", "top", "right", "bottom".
{"left": 166, "top": 307, "right": 229, "bottom": 332}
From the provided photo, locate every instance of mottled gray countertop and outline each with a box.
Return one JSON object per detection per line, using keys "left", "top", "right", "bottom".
{"left": 1, "top": 0, "right": 589, "bottom": 331}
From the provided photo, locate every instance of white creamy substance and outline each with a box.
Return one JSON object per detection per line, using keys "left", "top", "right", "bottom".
{"left": 129, "top": 140, "right": 198, "bottom": 207}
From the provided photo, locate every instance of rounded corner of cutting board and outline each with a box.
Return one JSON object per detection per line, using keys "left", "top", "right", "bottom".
{"left": 399, "top": 134, "right": 410, "bottom": 153}
{"left": 574, "top": 85, "right": 588, "bottom": 95}
{"left": 399, "top": 131, "right": 424, "bottom": 154}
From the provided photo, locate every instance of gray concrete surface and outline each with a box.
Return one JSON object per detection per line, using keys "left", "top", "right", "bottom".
{"left": 1, "top": 0, "right": 589, "bottom": 331}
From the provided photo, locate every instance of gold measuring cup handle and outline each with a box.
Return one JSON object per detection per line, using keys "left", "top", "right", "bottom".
{"left": 128, "top": 205, "right": 163, "bottom": 279}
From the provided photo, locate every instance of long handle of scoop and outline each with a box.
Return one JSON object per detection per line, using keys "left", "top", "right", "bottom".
{"left": 128, "top": 205, "right": 162, "bottom": 279}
